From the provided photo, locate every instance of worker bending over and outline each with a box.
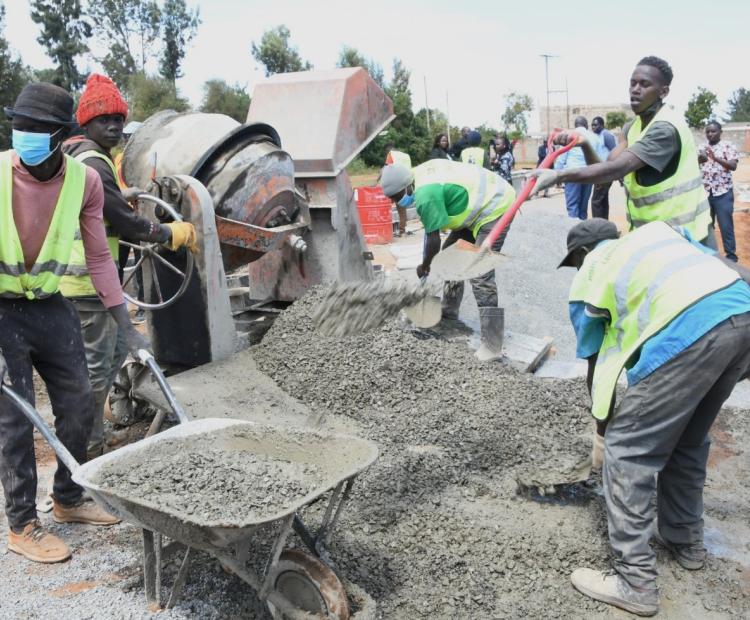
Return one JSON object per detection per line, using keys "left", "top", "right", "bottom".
{"left": 60, "top": 74, "right": 196, "bottom": 459}
{"left": 533, "top": 56, "right": 713, "bottom": 245}
{"left": 0, "top": 83, "right": 148, "bottom": 563}
{"left": 384, "top": 144, "right": 413, "bottom": 236}
{"left": 560, "top": 219, "right": 750, "bottom": 616}
{"left": 380, "top": 160, "right": 515, "bottom": 354}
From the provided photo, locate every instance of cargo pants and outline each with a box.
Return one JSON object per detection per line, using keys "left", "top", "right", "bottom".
{"left": 0, "top": 294, "right": 93, "bottom": 530}
{"left": 603, "top": 311, "right": 750, "bottom": 589}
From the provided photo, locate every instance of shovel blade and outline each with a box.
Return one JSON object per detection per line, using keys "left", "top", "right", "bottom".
{"left": 430, "top": 240, "right": 506, "bottom": 281}
{"left": 403, "top": 295, "right": 441, "bottom": 328}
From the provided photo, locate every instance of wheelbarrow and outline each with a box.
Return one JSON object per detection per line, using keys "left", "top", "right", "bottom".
{"left": 1, "top": 377, "right": 378, "bottom": 619}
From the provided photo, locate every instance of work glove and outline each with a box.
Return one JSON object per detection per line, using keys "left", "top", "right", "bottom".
{"left": 530, "top": 169, "right": 560, "bottom": 196}
{"left": 0, "top": 350, "right": 7, "bottom": 385}
{"left": 165, "top": 222, "right": 198, "bottom": 253}
{"left": 591, "top": 429, "right": 605, "bottom": 472}
{"left": 121, "top": 187, "right": 145, "bottom": 205}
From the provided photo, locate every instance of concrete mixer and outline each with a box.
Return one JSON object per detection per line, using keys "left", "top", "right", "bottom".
{"left": 120, "top": 67, "right": 394, "bottom": 369}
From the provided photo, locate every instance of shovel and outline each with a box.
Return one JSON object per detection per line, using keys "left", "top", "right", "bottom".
{"left": 429, "top": 130, "right": 583, "bottom": 281}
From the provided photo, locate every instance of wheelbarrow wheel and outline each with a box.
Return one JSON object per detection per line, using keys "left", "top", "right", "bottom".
{"left": 266, "top": 549, "right": 349, "bottom": 620}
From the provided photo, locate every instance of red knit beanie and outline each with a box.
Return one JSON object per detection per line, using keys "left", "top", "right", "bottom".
{"left": 76, "top": 73, "right": 129, "bottom": 126}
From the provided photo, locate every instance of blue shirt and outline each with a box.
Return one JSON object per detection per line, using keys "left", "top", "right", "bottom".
{"left": 569, "top": 237, "right": 750, "bottom": 385}
{"left": 554, "top": 127, "right": 595, "bottom": 171}
{"left": 590, "top": 129, "right": 616, "bottom": 161}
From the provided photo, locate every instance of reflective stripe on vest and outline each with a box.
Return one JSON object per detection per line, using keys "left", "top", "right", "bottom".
{"left": 460, "top": 147, "right": 485, "bottom": 166}
{"left": 59, "top": 150, "right": 121, "bottom": 298}
{"left": 623, "top": 106, "right": 711, "bottom": 240}
{"left": 387, "top": 150, "right": 412, "bottom": 169}
{"left": 0, "top": 151, "right": 86, "bottom": 300}
{"left": 568, "top": 221, "right": 740, "bottom": 420}
{"left": 413, "top": 159, "right": 515, "bottom": 236}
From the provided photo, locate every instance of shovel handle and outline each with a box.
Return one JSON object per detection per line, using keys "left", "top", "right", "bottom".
{"left": 0, "top": 383, "right": 80, "bottom": 473}
{"left": 480, "top": 130, "right": 582, "bottom": 250}
{"left": 136, "top": 350, "right": 190, "bottom": 425}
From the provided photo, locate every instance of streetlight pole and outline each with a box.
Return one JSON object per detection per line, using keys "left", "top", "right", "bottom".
{"left": 540, "top": 53, "right": 557, "bottom": 134}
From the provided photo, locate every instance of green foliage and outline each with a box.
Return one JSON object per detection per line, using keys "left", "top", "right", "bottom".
{"left": 126, "top": 72, "right": 189, "bottom": 120}
{"left": 88, "top": 0, "right": 161, "bottom": 90}
{"left": 0, "top": 5, "right": 30, "bottom": 149}
{"left": 30, "top": 0, "right": 91, "bottom": 91}
{"left": 251, "top": 25, "right": 312, "bottom": 76}
{"left": 336, "top": 45, "right": 384, "bottom": 88}
{"left": 200, "top": 79, "right": 250, "bottom": 122}
{"left": 684, "top": 86, "right": 718, "bottom": 129}
{"left": 605, "top": 111, "right": 628, "bottom": 129}
{"left": 726, "top": 87, "right": 750, "bottom": 123}
{"left": 159, "top": 0, "right": 200, "bottom": 84}
{"left": 501, "top": 92, "right": 533, "bottom": 139}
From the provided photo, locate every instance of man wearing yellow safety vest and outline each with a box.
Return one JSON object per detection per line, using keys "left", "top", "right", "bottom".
{"left": 385, "top": 144, "right": 413, "bottom": 236}
{"left": 532, "top": 56, "right": 714, "bottom": 246}
{"left": 380, "top": 160, "right": 516, "bottom": 354}
{"left": 0, "top": 83, "right": 146, "bottom": 563}
{"left": 459, "top": 130, "right": 489, "bottom": 169}
{"left": 559, "top": 218, "right": 750, "bottom": 616}
{"left": 61, "top": 74, "right": 196, "bottom": 460}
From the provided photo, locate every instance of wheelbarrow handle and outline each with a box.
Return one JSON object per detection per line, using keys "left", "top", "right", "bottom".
{"left": 480, "top": 130, "right": 582, "bottom": 250}
{"left": 0, "top": 383, "right": 80, "bottom": 474}
{"left": 136, "top": 349, "right": 190, "bottom": 425}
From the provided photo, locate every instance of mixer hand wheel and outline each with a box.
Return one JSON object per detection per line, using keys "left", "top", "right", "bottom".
{"left": 120, "top": 194, "right": 195, "bottom": 310}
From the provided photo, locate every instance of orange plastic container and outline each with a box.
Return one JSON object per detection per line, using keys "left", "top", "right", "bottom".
{"left": 356, "top": 186, "right": 393, "bottom": 244}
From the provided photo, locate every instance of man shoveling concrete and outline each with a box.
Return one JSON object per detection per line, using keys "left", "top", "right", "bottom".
{"left": 379, "top": 160, "right": 516, "bottom": 359}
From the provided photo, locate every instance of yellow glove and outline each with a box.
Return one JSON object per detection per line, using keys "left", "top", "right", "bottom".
{"left": 591, "top": 429, "right": 605, "bottom": 472}
{"left": 165, "top": 222, "right": 198, "bottom": 253}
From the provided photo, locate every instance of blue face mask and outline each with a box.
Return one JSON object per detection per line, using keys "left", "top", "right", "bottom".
{"left": 12, "top": 128, "right": 63, "bottom": 166}
{"left": 398, "top": 193, "right": 414, "bottom": 208}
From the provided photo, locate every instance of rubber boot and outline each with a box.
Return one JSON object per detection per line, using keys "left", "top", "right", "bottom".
{"left": 475, "top": 306, "right": 505, "bottom": 361}
{"left": 441, "top": 281, "right": 464, "bottom": 320}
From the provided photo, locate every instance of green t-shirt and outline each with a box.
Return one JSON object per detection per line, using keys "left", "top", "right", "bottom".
{"left": 414, "top": 183, "right": 469, "bottom": 233}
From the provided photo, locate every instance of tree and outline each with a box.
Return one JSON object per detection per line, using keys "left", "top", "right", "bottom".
{"left": 0, "top": 5, "right": 30, "bottom": 149}
{"left": 501, "top": 92, "right": 533, "bottom": 139}
{"left": 684, "top": 86, "right": 718, "bottom": 129}
{"left": 251, "top": 25, "right": 312, "bottom": 76}
{"left": 726, "top": 87, "right": 750, "bottom": 123}
{"left": 605, "top": 111, "right": 628, "bottom": 129}
{"left": 336, "top": 45, "right": 384, "bottom": 88}
{"left": 30, "top": 0, "right": 91, "bottom": 91}
{"left": 200, "top": 79, "right": 250, "bottom": 122}
{"left": 127, "top": 72, "right": 189, "bottom": 120}
{"left": 159, "top": 0, "right": 200, "bottom": 84}
{"left": 88, "top": 0, "right": 161, "bottom": 90}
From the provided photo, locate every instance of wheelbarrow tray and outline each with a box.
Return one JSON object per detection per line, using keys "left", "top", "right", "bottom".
{"left": 75, "top": 418, "right": 378, "bottom": 553}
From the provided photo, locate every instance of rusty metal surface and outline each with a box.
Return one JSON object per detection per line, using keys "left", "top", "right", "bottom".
{"left": 247, "top": 68, "right": 394, "bottom": 177}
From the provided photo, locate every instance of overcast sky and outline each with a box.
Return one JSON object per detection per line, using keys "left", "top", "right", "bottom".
{"left": 5, "top": 0, "right": 749, "bottom": 131}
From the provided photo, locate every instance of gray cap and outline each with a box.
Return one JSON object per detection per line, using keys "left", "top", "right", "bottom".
{"left": 558, "top": 218, "right": 620, "bottom": 268}
{"left": 380, "top": 164, "right": 414, "bottom": 198}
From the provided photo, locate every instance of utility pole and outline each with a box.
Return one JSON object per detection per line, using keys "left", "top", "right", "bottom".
{"left": 446, "top": 90, "right": 451, "bottom": 146}
{"left": 540, "top": 54, "right": 557, "bottom": 134}
{"left": 424, "top": 75, "right": 431, "bottom": 134}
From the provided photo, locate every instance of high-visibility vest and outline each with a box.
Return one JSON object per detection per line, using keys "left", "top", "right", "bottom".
{"left": 413, "top": 159, "right": 515, "bottom": 236}
{"left": 58, "top": 150, "right": 120, "bottom": 298}
{"left": 460, "top": 147, "right": 485, "bottom": 167}
{"left": 624, "top": 105, "right": 711, "bottom": 241}
{"left": 386, "top": 150, "right": 412, "bottom": 169}
{"left": 569, "top": 221, "right": 739, "bottom": 420}
{"left": 0, "top": 150, "right": 86, "bottom": 300}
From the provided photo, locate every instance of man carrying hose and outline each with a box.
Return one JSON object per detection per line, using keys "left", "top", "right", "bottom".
{"left": 380, "top": 160, "right": 516, "bottom": 356}
{"left": 0, "top": 83, "right": 149, "bottom": 563}
{"left": 532, "top": 56, "right": 714, "bottom": 247}
{"left": 60, "top": 74, "right": 196, "bottom": 460}
{"left": 559, "top": 218, "right": 750, "bottom": 615}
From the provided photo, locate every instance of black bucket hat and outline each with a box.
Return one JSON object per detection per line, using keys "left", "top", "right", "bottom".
{"left": 558, "top": 219, "right": 620, "bottom": 268}
{"left": 4, "top": 82, "right": 76, "bottom": 127}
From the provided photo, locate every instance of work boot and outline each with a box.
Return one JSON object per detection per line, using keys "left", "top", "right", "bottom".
{"left": 653, "top": 533, "right": 706, "bottom": 570}
{"left": 476, "top": 306, "right": 505, "bottom": 361}
{"left": 571, "top": 568, "right": 658, "bottom": 617}
{"left": 7, "top": 520, "right": 71, "bottom": 563}
{"left": 53, "top": 498, "right": 120, "bottom": 526}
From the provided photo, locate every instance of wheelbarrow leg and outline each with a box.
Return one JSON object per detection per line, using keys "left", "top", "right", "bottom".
{"left": 142, "top": 529, "right": 161, "bottom": 610}
{"left": 165, "top": 546, "right": 193, "bottom": 609}
{"left": 259, "top": 513, "right": 295, "bottom": 600}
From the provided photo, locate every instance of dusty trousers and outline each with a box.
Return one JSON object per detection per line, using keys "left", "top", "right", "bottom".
{"left": 0, "top": 294, "right": 94, "bottom": 530}
{"left": 73, "top": 301, "right": 128, "bottom": 457}
{"left": 441, "top": 218, "right": 510, "bottom": 316}
{"left": 603, "top": 312, "right": 750, "bottom": 589}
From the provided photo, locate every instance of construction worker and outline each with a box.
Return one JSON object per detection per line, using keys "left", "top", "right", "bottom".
{"left": 60, "top": 74, "right": 197, "bottom": 459}
{"left": 0, "top": 83, "right": 145, "bottom": 563}
{"left": 559, "top": 218, "right": 750, "bottom": 616}
{"left": 460, "top": 130, "right": 487, "bottom": 168}
{"left": 379, "top": 160, "right": 516, "bottom": 355}
{"left": 532, "top": 56, "right": 713, "bottom": 245}
{"left": 384, "top": 143, "right": 413, "bottom": 236}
